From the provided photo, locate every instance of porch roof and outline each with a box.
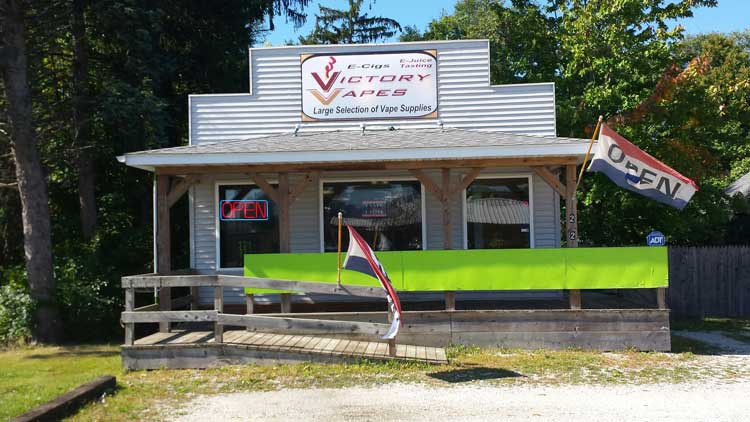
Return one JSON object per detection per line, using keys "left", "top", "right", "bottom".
{"left": 117, "top": 128, "right": 592, "bottom": 172}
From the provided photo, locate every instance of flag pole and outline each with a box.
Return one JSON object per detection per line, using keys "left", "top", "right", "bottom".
{"left": 336, "top": 211, "right": 343, "bottom": 288}
{"left": 576, "top": 115, "right": 604, "bottom": 191}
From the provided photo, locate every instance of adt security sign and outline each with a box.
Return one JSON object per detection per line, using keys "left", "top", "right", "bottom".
{"left": 646, "top": 231, "right": 666, "bottom": 247}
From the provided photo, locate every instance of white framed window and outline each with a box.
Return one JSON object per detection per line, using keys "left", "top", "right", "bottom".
{"left": 462, "top": 174, "right": 535, "bottom": 249}
{"left": 215, "top": 180, "right": 279, "bottom": 270}
{"left": 319, "top": 177, "right": 427, "bottom": 252}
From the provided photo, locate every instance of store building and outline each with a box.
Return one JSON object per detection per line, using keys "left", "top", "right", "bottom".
{"left": 117, "top": 40, "right": 673, "bottom": 363}
{"left": 119, "top": 39, "right": 593, "bottom": 307}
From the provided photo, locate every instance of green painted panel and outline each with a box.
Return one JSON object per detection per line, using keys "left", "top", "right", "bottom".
{"left": 243, "top": 247, "right": 668, "bottom": 294}
{"left": 243, "top": 252, "right": 403, "bottom": 294}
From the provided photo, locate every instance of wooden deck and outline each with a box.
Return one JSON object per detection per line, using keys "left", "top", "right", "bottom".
{"left": 123, "top": 329, "right": 448, "bottom": 369}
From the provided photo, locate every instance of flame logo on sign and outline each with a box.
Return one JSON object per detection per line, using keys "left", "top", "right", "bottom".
{"left": 309, "top": 56, "right": 342, "bottom": 105}
{"left": 324, "top": 56, "right": 336, "bottom": 79}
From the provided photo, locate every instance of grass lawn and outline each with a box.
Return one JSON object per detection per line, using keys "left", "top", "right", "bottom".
{"left": 0, "top": 345, "right": 122, "bottom": 421}
{"left": 2, "top": 332, "right": 746, "bottom": 422}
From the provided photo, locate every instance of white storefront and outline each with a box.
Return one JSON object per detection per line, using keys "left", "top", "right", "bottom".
{"left": 119, "top": 40, "right": 590, "bottom": 306}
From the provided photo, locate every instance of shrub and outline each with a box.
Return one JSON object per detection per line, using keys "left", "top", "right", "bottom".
{"left": 0, "top": 266, "right": 34, "bottom": 346}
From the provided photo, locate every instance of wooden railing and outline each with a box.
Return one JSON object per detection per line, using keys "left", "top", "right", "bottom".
{"left": 121, "top": 274, "right": 396, "bottom": 354}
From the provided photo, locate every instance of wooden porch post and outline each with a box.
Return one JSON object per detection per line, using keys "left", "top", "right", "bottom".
{"left": 124, "top": 287, "right": 134, "bottom": 345}
{"left": 411, "top": 168, "right": 483, "bottom": 311}
{"left": 441, "top": 168, "right": 452, "bottom": 250}
{"left": 441, "top": 169, "right": 456, "bottom": 310}
{"left": 565, "top": 164, "right": 581, "bottom": 310}
{"left": 657, "top": 287, "right": 667, "bottom": 310}
{"left": 277, "top": 173, "right": 292, "bottom": 313}
{"left": 156, "top": 174, "right": 172, "bottom": 332}
{"left": 214, "top": 286, "right": 224, "bottom": 344}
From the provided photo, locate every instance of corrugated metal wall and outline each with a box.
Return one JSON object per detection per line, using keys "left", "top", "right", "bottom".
{"left": 189, "top": 40, "right": 555, "bottom": 144}
{"left": 186, "top": 40, "right": 563, "bottom": 304}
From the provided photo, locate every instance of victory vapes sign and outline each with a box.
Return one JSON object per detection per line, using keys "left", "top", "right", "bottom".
{"left": 300, "top": 51, "right": 438, "bottom": 121}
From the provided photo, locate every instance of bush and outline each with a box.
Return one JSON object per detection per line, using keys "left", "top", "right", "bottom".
{"left": 0, "top": 266, "right": 34, "bottom": 346}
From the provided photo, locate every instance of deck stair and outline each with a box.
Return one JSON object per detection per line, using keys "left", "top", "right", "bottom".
{"left": 124, "top": 329, "right": 448, "bottom": 369}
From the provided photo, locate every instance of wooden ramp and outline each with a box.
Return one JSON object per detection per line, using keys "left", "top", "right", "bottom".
{"left": 122, "top": 329, "right": 448, "bottom": 370}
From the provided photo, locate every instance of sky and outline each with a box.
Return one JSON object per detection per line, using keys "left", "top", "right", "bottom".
{"left": 259, "top": 0, "right": 750, "bottom": 46}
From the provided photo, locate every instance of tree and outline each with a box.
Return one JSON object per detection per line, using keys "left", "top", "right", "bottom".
{"left": 575, "top": 29, "right": 750, "bottom": 246}
{"left": 553, "top": 0, "right": 717, "bottom": 137}
{"left": 299, "top": 0, "right": 401, "bottom": 44}
{"left": 0, "top": 0, "right": 63, "bottom": 343}
{"left": 408, "top": 0, "right": 558, "bottom": 84}
{"left": 71, "top": 0, "right": 96, "bottom": 240}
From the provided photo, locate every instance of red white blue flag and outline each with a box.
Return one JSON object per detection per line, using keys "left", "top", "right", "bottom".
{"left": 588, "top": 124, "right": 698, "bottom": 210}
{"left": 343, "top": 225, "right": 402, "bottom": 339}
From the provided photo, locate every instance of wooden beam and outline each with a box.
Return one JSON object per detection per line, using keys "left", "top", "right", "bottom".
{"left": 156, "top": 174, "right": 171, "bottom": 332}
{"left": 442, "top": 168, "right": 452, "bottom": 249}
{"left": 217, "top": 314, "right": 391, "bottom": 336}
{"left": 245, "top": 294, "right": 255, "bottom": 332}
{"left": 409, "top": 169, "right": 443, "bottom": 198}
{"left": 13, "top": 376, "right": 116, "bottom": 422}
{"left": 124, "top": 288, "right": 134, "bottom": 346}
{"left": 532, "top": 166, "right": 566, "bottom": 197}
{"left": 248, "top": 173, "right": 279, "bottom": 203}
{"left": 120, "top": 310, "right": 218, "bottom": 323}
{"left": 121, "top": 274, "right": 386, "bottom": 298}
{"left": 288, "top": 173, "right": 314, "bottom": 203}
{"left": 450, "top": 167, "right": 482, "bottom": 195}
{"left": 246, "top": 294, "right": 255, "bottom": 314}
{"left": 278, "top": 173, "right": 290, "bottom": 253}
{"left": 565, "top": 164, "right": 579, "bottom": 247}
{"left": 190, "top": 287, "right": 199, "bottom": 310}
{"left": 166, "top": 175, "right": 198, "bottom": 207}
{"left": 565, "top": 164, "right": 580, "bottom": 310}
{"left": 218, "top": 276, "right": 385, "bottom": 298}
{"left": 569, "top": 290, "right": 582, "bottom": 310}
{"left": 154, "top": 156, "right": 581, "bottom": 175}
{"left": 214, "top": 286, "right": 224, "bottom": 344}
{"left": 134, "top": 295, "right": 192, "bottom": 312}
{"left": 280, "top": 293, "right": 292, "bottom": 313}
{"left": 657, "top": 287, "right": 667, "bottom": 310}
{"left": 445, "top": 291, "right": 456, "bottom": 311}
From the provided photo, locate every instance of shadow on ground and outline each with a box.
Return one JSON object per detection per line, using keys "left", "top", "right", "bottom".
{"left": 428, "top": 366, "right": 523, "bottom": 383}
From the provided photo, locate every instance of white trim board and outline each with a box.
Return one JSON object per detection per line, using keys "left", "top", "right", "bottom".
{"left": 119, "top": 143, "right": 590, "bottom": 172}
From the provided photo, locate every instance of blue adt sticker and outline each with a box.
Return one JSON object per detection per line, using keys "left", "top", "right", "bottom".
{"left": 646, "top": 231, "right": 666, "bottom": 246}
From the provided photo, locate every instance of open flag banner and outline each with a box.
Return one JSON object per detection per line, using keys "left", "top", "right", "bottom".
{"left": 343, "top": 225, "right": 402, "bottom": 339}
{"left": 588, "top": 124, "right": 698, "bottom": 210}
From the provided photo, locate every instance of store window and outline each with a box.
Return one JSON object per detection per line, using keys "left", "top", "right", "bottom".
{"left": 465, "top": 177, "right": 531, "bottom": 249}
{"left": 218, "top": 184, "right": 279, "bottom": 268}
{"left": 322, "top": 181, "right": 422, "bottom": 252}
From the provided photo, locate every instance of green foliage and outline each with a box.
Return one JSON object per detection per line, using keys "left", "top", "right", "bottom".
{"left": 416, "top": 0, "right": 750, "bottom": 246}
{"left": 299, "top": 0, "right": 401, "bottom": 44}
{"left": 554, "top": 0, "right": 717, "bottom": 136}
{"left": 0, "top": 267, "right": 34, "bottom": 346}
{"left": 408, "top": 0, "right": 559, "bottom": 84}
{"left": 0, "top": 0, "right": 310, "bottom": 342}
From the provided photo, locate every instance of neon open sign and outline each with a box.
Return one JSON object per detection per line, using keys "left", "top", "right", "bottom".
{"left": 219, "top": 200, "right": 269, "bottom": 221}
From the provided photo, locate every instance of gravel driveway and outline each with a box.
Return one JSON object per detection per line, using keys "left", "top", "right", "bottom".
{"left": 169, "top": 331, "right": 750, "bottom": 422}
{"left": 171, "top": 381, "right": 750, "bottom": 422}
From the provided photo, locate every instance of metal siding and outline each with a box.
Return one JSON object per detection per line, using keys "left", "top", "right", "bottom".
{"left": 290, "top": 173, "right": 320, "bottom": 253}
{"left": 190, "top": 41, "right": 555, "bottom": 144}
{"left": 532, "top": 173, "right": 560, "bottom": 248}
